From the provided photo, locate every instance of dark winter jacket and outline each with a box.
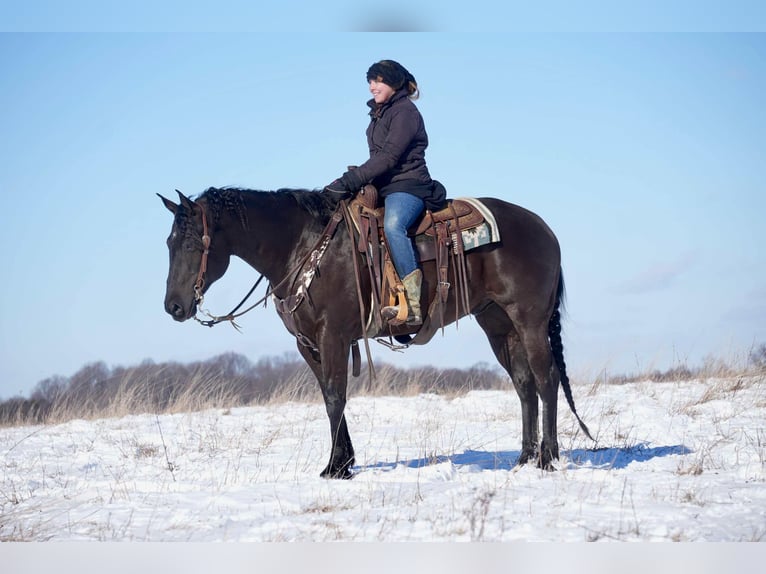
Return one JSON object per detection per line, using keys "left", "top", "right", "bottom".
{"left": 345, "top": 90, "right": 445, "bottom": 210}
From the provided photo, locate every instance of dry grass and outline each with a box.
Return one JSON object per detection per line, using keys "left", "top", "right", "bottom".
{"left": 2, "top": 346, "right": 764, "bottom": 429}
{"left": 594, "top": 344, "right": 766, "bottom": 386}
{"left": 0, "top": 357, "right": 509, "bottom": 428}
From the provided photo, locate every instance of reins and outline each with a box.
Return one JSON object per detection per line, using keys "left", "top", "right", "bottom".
{"left": 342, "top": 199, "right": 376, "bottom": 380}
{"left": 194, "top": 274, "right": 266, "bottom": 330}
{"left": 191, "top": 199, "right": 345, "bottom": 330}
{"left": 192, "top": 201, "right": 267, "bottom": 329}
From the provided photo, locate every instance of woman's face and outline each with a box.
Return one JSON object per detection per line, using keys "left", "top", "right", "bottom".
{"left": 369, "top": 78, "right": 396, "bottom": 104}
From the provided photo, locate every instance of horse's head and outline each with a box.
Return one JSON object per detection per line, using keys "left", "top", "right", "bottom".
{"left": 159, "top": 190, "right": 230, "bottom": 321}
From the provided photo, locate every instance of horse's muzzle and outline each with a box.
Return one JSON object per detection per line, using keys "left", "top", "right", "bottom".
{"left": 165, "top": 298, "right": 195, "bottom": 322}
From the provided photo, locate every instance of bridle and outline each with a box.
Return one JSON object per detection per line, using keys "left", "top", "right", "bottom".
{"left": 192, "top": 204, "right": 211, "bottom": 304}
{"left": 188, "top": 200, "right": 268, "bottom": 330}
{"left": 188, "top": 198, "right": 344, "bottom": 330}
{"left": 187, "top": 195, "right": 374, "bottom": 379}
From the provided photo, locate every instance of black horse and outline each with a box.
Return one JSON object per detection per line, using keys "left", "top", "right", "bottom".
{"left": 159, "top": 187, "right": 591, "bottom": 478}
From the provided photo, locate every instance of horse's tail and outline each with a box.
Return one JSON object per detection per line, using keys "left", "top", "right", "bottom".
{"left": 548, "top": 271, "right": 595, "bottom": 441}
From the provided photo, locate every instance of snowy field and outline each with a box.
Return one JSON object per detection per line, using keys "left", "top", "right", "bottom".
{"left": 1, "top": 375, "right": 765, "bottom": 545}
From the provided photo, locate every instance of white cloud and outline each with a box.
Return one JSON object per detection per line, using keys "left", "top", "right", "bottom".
{"left": 614, "top": 251, "right": 698, "bottom": 295}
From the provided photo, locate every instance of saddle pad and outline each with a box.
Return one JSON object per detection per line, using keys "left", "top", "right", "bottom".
{"left": 453, "top": 197, "right": 500, "bottom": 242}
{"left": 415, "top": 221, "right": 495, "bottom": 261}
{"left": 457, "top": 221, "right": 494, "bottom": 251}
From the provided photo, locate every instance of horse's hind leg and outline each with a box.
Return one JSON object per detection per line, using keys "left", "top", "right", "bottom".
{"left": 518, "top": 326, "right": 560, "bottom": 470}
{"left": 475, "top": 304, "right": 539, "bottom": 465}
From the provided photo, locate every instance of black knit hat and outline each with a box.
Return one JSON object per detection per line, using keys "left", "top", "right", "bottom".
{"left": 366, "top": 60, "right": 415, "bottom": 91}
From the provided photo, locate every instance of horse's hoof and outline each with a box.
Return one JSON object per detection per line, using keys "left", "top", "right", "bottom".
{"left": 538, "top": 460, "right": 557, "bottom": 472}
{"left": 538, "top": 451, "right": 559, "bottom": 472}
{"left": 516, "top": 448, "right": 538, "bottom": 466}
{"left": 320, "top": 467, "right": 354, "bottom": 480}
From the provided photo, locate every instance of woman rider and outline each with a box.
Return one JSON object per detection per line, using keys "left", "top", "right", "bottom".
{"left": 324, "top": 59, "right": 446, "bottom": 325}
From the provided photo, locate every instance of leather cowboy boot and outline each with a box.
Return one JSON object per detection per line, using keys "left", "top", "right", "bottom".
{"left": 382, "top": 269, "right": 423, "bottom": 326}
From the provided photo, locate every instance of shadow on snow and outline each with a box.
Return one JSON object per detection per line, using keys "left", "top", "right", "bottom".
{"left": 360, "top": 443, "right": 692, "bottom": 472}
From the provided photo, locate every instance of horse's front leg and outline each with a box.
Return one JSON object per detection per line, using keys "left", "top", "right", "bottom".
{"left": 297, "top": 337, "right": 355, "bottom": 480}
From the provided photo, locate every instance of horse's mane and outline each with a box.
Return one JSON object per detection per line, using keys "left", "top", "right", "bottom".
{"left": 198, "top": 186, "right": 339, "bottom": 227}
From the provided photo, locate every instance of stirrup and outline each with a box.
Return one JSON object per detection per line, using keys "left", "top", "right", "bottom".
{"left": 381, "top": 305, "right": 398, "bottom": 322}
{"left": 382, "top": 285, "right": 409, "bottom": 326}
{"left": 381, "top": 305, "right": 421, "bottom": 326}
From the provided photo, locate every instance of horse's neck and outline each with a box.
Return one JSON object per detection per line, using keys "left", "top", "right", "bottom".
{"left": 226, "top": 192, "right": 316, "bottom": 281}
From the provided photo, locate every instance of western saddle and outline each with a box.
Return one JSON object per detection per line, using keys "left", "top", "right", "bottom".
{"left": 345, "top": 184, "right": 487, "bottom": 344}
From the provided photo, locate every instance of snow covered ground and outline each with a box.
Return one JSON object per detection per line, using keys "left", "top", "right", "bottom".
{"left": 1, "top": 376, "right": 764, "bottom": 543}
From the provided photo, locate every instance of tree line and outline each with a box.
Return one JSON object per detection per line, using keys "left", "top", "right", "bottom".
{"left": 2, "top": 343, "right": 763, "bottom": 428}
{"left": 0, "top": 352, "right": 509, "bottom": 427}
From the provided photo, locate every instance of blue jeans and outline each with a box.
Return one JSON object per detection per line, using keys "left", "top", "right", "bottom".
{"left": 384, "top": 192, "right": 425, "bottom": 278}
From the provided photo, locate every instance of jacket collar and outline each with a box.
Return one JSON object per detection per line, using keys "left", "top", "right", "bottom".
{"left": 367, "top": 89, "right": 409, "bottom": 118}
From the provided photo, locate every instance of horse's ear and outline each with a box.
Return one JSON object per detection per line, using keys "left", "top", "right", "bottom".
{"left": 175, "top": 189, "right": 198, "bottom": 212}
{"left": 158, "top": 193, "right": 178, "bottom": 214}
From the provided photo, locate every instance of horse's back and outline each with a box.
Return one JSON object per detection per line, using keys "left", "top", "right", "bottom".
{"left": 476, "top": 197, "right": 561, "bottom": 261}
{"left": 454, "top": 197, "right": 562, "bottom": 325}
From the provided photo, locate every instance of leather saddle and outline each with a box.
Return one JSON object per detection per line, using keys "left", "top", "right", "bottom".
{"left": 345, "top": 185, "right": 480, "bottom": 345}
{"left": 347, "top": 185, "right": 486, "bottom": 262}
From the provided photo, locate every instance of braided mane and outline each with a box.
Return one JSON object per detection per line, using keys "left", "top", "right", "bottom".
{"left": 198, "top": 187, "right": 338, "bottom": 228}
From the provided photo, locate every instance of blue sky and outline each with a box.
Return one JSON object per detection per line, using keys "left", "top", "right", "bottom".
{"left": 1, "top": 32, "right": 765, "bottom": 398}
